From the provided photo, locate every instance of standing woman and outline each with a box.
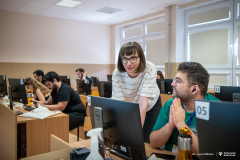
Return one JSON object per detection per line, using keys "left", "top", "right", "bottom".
{"left": 24, "top": 77, "right": 51, "bottom": 102}
{"left": 112, "top": 42, "right": 162, "bottom": 143}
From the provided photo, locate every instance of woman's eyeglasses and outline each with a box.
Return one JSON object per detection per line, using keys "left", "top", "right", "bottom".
{"left": 122, "top": 56, "right": 139, "bottom": 64}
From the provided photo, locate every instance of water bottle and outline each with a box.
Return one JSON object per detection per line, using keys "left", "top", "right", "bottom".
{"left": 177, "top": 127, "right": 193, "bottom": 160}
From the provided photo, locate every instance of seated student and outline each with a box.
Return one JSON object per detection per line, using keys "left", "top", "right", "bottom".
{"left": 157, "top": 71, "right": 164, "bottom": 79}
{"left": 24, "top": 77, "right": 51, "bottom": 102}
{"left": 150, "top": 62, "right": 220, "bottom": 157}
{"left": 33, "top": 71, "right": 86, "bottom": 131}
{"left": 33, "top": 69, "right": 44, "bottom": 84}
{"left": 112, "top": 42, "right": 162, "bottom": 143}
{"left": 75, "top": 68, "right": 92, "bottom": 93}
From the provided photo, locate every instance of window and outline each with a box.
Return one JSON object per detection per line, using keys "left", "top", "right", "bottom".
{"left": 185, "top": 0, "right": 240, "bottom": 87}
{"left": 119, "top": 16, "right": 165, "bottom": 72}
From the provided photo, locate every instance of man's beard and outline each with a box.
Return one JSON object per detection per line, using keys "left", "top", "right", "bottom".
{"left": 173, "top": 89, "right": 192, "bottom": 102}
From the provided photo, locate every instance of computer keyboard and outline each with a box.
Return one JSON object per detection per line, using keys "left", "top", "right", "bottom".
{"left": 24, "top": 105, "right": 35, "bottom": 111}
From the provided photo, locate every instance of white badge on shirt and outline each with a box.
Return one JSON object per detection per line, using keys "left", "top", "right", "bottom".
{"left": 172, "top": 144, "right": 178, "bottom": 154}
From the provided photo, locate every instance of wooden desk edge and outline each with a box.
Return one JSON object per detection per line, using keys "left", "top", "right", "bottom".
{"left": 69, "top": 139, "right": 176, "bottom": 157}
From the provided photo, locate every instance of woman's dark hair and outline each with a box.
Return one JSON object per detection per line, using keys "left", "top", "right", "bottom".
{"left": 177, "top": 62, "right": 209, "bottom": 96}
{"left": 117, "top": 42, "right": 146, "bottom": 73}
{"left": 42, "top": 71, "right": 60, "bottom": 83}
{"left": 157, "top": 71, "right": 164, "bottom": 79}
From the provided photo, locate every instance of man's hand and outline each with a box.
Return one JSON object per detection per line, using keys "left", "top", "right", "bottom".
{"left": 168, "top": 105, "right": 175, "bottom": 128}
{"left": 172, "top": 98, "right": 186, "bottom": 130}
{"left": 32, "top": 100, "right": 44, "bottom": 108}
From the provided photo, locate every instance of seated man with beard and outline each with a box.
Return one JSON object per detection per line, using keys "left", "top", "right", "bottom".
{"left": 33, "top": 71, "right": 86, "bottom": 131}
{"left": 149, "top": 62, "right": 220, "bottom": 158}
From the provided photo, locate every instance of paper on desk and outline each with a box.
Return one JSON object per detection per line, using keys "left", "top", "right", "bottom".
{"left": 148, "top": 154, "right": 164, "bottom": 160}
{"left": 2, "top": 96, "right": 24, "bottom": 108}
{"left": 19, "top": 105, "right": 61, "bottom": 119}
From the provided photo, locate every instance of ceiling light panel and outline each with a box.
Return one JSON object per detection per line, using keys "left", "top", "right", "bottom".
{"left": 56, "top": 0, "right": 82, "bottom": 8}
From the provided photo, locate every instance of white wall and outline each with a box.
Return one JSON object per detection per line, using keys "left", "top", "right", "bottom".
{"left": 0, "top": 10, "right": 112, "bottom": 64}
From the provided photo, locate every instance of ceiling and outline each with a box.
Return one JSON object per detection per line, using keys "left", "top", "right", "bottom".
{"left": 0, "top": 0, "right": 201, "bottom": 25}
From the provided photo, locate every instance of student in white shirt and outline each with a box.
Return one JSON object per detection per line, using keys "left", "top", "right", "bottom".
{"left": 112, "top": 42, "right": 162, "bottom": 143}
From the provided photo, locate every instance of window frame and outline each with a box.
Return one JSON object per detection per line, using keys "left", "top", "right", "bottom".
{"left": 185, "top": 1, "right": 233, "bottom": 29}
{"left": 208, "top": 70, "right": 232, "bottom": 88}
{"left": 186, "top": 22, "right": 233, "bottom": 69}
{"left": 234, "top": 21, "right": 240, "bottom": 68}
{"left": 233, "top": 69, "right": 240, "bottom": 86}
{"left": 118, "top": 16, "right": 166, "bottom": 69}
{"left": 234, "top": 0, "right": 240, "bottom": 20}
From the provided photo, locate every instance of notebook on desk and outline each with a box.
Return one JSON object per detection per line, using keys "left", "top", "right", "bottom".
{"left": 195, "top": 100, "right": 240, "bottom": 160}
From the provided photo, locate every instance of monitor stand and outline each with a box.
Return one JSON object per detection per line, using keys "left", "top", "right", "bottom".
{"left": 94, "top": 107, "right": 107, "bottom": 160}
{"left": 160, "top": 81, "right": 166, "bottom": 94}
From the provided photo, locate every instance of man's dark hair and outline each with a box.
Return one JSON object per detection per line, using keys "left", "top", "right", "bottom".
{"left": 33, "top": 70, "right": 44, "bottom": 77}
{"left": 75, "top": 68, "right": 85, "bottom": 72}
{"left": 177, "top": 62, "right": 209, "bottom": 96}
{"left": 42, "top": 71, "right": 60, "bottom": 83}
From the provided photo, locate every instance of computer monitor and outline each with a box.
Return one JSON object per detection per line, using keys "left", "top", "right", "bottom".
{"left": 0, "top": 75, "right": 7, "bottom": 97}
{"left": 195, "top": 100, "right": 240, "bottom": 160}
{"left": 214, "top": 85, "right": 240, "bottom": 103}
{"left": 59, "top": 75, "right": 71, "bottom": 86}
{"left": 91, "top": 76, "right": 98, "bottom": 87}
{"left": 156, "top": 79, "right": 173, "bottom": 94}
{"left": 76, "top": 79, "right": 89, "bottom": 95}
{"left": 8, "top": 78, "right": 28, "bottom": 105}
{"left": 107, "top": 75, "right": 112, "bottom": 82}
{"left": 88, "top": 96, "right": 147, "bottom": 160}
{"left": 97, "top": 81, "right": 112, "bottom": 98}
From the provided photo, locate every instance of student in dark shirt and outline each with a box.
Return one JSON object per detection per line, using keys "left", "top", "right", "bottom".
{"left": 33, "top": 69, "right": 44, "bottom": 84}
{"left": 75, "top": 68, "right": 92, "bottom": 93}
{"left": 33, "top": 71, "right": 86, "bottom": 131}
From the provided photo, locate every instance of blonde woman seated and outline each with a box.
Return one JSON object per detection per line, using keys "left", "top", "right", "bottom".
{"left": 24, "top": 77, "right": 51, "bottom": 102}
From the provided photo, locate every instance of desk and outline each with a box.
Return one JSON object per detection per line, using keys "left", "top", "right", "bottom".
{"left": 69, "top": 139, "right": 176, "bottom": 159}
{"left": 22, "top": 135, "right": 176, "bottom": 160}
{"left": 16, "top": 107, "right": 69, "bottom": 157}
{"left": 208, "top": 88, "right": 215, "bottom": 97}
{"left": 160, "top": 94, "right": 172, "bottom": 106}
{"left": 0, "top": 102, "right": 69, "bottom": 159}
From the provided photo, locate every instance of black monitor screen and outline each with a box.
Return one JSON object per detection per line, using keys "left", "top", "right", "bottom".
{"left": 107, "top": 75, "right": 112, "bottom": 82}
{"left": 89, "top": 96, "right": 146, "bottom": 160}
{"left": 8, "top": 78, "right": 28, "bottom": 104}
{"left": 59, "top": 76, "right": 71, "bottom": 86}
{"left": 91, "top": 76, "right": 98, "bottom": 87}
{"left": 156, "top": 79, "right": 173, "bottom": 94}
{"left": 214, "top": 85, "right": 240, "bottom": 103}
{"left": 97, "top": 81, "right": 112, "bottom": 98}
{"left": 195, "top": 100, "right": 240, "bottom": 160}
{"left": 0, "top": 75, "right": 7, "bottom": 96}
{"left": 76, "top": 79, "right": 89, "bottom": 95}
